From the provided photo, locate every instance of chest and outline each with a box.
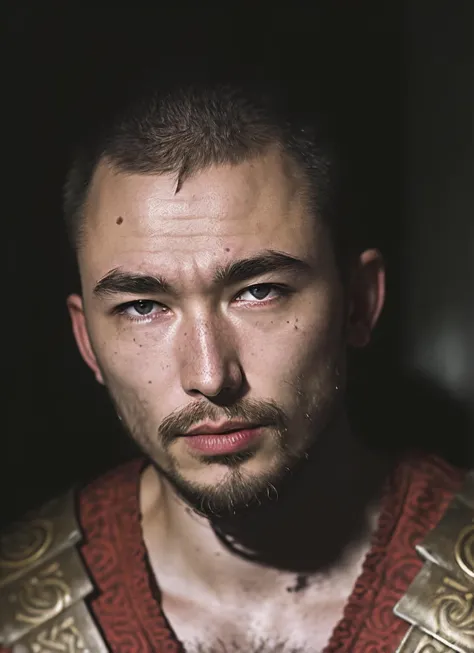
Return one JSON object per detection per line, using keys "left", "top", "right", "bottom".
{"left": 161, "top": 585, "right": 347, "bottom": 653}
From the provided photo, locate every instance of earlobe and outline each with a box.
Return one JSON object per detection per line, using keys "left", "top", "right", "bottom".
{"left": 66, "top": 294, "right": 105, "bottom": 385}
{"left": 346, "top": 249, "right": 385, "bottom": 348}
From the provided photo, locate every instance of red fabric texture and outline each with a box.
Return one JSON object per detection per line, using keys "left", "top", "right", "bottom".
{"left": 0, "top": 454, "right": 465, "bottom": 652}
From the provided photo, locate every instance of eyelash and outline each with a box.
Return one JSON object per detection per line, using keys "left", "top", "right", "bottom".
{"left": 113, "top": 284, "right": 292, "bottom": 323}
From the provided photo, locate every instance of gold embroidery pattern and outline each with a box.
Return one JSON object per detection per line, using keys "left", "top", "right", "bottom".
{"left": 29, "top": 616, "right": 88, "bottom": 653}
{"left": 0, "top": 520, "right": 54, "bottom": 570}
{"left": 10, "top": 562, "right": 71, "bottom": 626}
{"left": 433, "top": 575, "right": 474, "bottom": 640}
{"left": 455, "top": 520, "right": 474, "bottom": 580}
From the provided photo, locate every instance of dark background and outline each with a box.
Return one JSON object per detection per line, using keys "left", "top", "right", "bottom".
{"left": 4, "top": 1, "right": 473, "bottom": 526}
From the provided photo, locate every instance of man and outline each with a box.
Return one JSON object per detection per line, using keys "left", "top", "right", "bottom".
{"left": 1, "top": 80, "right": 470, "bottom": 653}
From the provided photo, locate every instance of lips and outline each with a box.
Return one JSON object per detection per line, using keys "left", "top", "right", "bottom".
{"left": 183, "top": 422, "right": 260, "bottom": 437}
{"left": 182, "top": 424, "right": 264, "bottom": 455}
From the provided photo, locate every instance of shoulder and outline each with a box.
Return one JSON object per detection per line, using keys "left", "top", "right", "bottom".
{"left": 0, "top": 458, "right": 146, "bottom": 652}
{"left": 391, "top": 451, "right": 467, "bottom": 530}
{"left": 376, "top": 451, "right": 468, "bottom": 587}
{"left": 370, "top": 451, "right": 468, "bottom": 595}
{"left": 392, "top": 456, "right": 473, "bottom": 651}
{"left": 76, "top": 457, "right": 147, "bottom": 588}
{"left": 77, "top": 457, "right": 146, "bottom": 539}
{"left": 332, "top": 453, "right": 470, "bottom": 652}
{"left": 403, "top": 451, "right": 466, "bottom": 488}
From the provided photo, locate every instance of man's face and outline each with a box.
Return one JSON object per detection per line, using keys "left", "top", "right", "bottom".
{"left": 69, "top": 149, "right": 383, "bottom": 514}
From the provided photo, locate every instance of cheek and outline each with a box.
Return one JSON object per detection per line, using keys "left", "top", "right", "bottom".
{"left": 89, "top": 323, "right": 174, "bottom": 391}
{"left": 285, "top": 327, "right": 340, "bottom": 388}
{"left": 242, "top": 303, "right": 343, "bottom": 397}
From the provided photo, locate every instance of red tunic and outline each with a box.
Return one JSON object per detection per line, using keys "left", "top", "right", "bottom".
{"left": 1, "top": 454, "right": 465, "bottom": 652}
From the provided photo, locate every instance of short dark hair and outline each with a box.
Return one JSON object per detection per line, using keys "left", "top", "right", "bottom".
{"left": 64, "top": 78, "right": 355, "bottom": 271}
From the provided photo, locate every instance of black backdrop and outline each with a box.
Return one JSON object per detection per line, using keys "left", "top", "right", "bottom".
{"left": 4, "top": 1, "right": 473, "bottom": 526}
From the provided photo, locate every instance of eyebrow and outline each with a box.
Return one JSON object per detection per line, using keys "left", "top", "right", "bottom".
{"left": 93, "top": 270, "right": 172, "bottom": 298}
{"left": 213, "top": 250, "right": 312, "bottom": 285}
{"left": 93, "top": 250, "right": 312, "bottom": 299}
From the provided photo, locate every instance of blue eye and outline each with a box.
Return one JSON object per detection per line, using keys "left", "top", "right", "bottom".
{"left": 128, "top": 300, "right": 157, "bottom": 316}
{"left": 115, "top": 300, "right": 167, "bottom": 321}
{"left": 248, "top": 285, "right": 273, "bottom": 300}
{"left": 235, "top": 284, "right": 284, "bottom": 302}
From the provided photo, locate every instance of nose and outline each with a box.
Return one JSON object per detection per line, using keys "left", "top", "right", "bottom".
{"left": 177, "top": 315, "right": 244, "bottom": 402}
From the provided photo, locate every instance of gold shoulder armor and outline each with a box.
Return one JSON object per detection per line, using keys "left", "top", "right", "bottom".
{"left": 395, "top": 470, "right": 474, "bottom": 653}
{"left": 0, "top": 491, "right": 108, "bottom": 652}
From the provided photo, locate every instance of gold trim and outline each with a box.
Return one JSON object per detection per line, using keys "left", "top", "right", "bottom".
{"left": 454, "top": 521, "right": 474, "bottom": 580}
{"left": 0, "top": 545, "right": 93, "bottom": 646}
{"left": 0, "top": 492, "right": 80, "bottom": 589}
{"left": 1, "top": 489, "right": 110, "bottom": 652}
{"left": 394, "top": 468, "right": 474, "bottom": 653}
{"left": 0, "top": 519, "right": 54, "bottom": 571}
{"left": 396, "top": 625, "right": 453, "bottom": 652}
{"left": 12, "top": 601, "right": 109, "bottom": 653}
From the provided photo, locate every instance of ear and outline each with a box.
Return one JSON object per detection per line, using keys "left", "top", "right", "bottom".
{"left": 67, "top": 294, "right": 105, "bottom": 384}
{"left": 346, "top": 249, "right": 385, "bottom": 348}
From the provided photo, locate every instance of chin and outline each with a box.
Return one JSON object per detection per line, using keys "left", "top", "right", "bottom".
{"left": 157, "top": 449, "right": 294, "bottom": 518}
{"left": 173, "top": 474, "right": 277, "bottom": 518}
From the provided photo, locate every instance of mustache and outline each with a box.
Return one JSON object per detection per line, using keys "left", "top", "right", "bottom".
{"left": 159, "top": 398, "right": 289, "bottom": 447}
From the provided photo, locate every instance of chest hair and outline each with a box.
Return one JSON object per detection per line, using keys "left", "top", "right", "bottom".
{"left": 185, "top": 638, "right": 319, "bottom": 653}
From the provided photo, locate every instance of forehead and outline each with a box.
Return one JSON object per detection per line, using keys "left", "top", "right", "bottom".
{"left": 80, "top": 150, "right": 329, "bottom": 281}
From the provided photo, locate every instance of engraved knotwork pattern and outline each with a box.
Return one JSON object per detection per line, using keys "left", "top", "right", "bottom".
{"left": 30, "top": 616, "right": 88, "bottom": 653}
{"left": 414, "top": 631, "right": 453, "bottom": 653}
{"left": 417, "top": 640, "right": 451, "bottom": 653}
{"left": 455, "top": 519, "right": 474, "bottom": 580}
{"left": 396, "top": 626, "right": 454, "bottom": 652}
{"left": 0, "top": 519, "right": 54, "bottom": 570}
{"left": 433, "top": 575, "right": 474, "bottom": 639}
{"left": 10, "top": 562, "right": 71, "bottom": 626}
{"left": 71, "top": 455, "right": 466, "bottom": 652}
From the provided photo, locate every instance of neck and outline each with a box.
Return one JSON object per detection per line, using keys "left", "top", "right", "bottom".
{"left": 140, "top": 418, "right": 391, "bottom": 594}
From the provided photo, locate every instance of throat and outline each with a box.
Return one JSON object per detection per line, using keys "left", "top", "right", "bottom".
{"left": 206, "top": 434, "right": 388, "bottom": 575}
{"left": 141, "top": 431, "right": 388, "bottom": 604}
{"left": 140, "top": 435, "right": 388, "bottom": 653}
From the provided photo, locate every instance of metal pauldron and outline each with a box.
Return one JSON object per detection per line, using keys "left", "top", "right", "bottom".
{"left": 1, "top": 470, "right": 472, "bottom": 652}
{"left": 0, "top": 491, "right": 109, "bottom": 652}
{"left": 395, "top": 471, "right": 474, "bottom": 653}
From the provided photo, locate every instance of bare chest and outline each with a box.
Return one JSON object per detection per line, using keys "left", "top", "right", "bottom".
{"left": 161, "top": 582, "right": 346, "bottom": 653}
